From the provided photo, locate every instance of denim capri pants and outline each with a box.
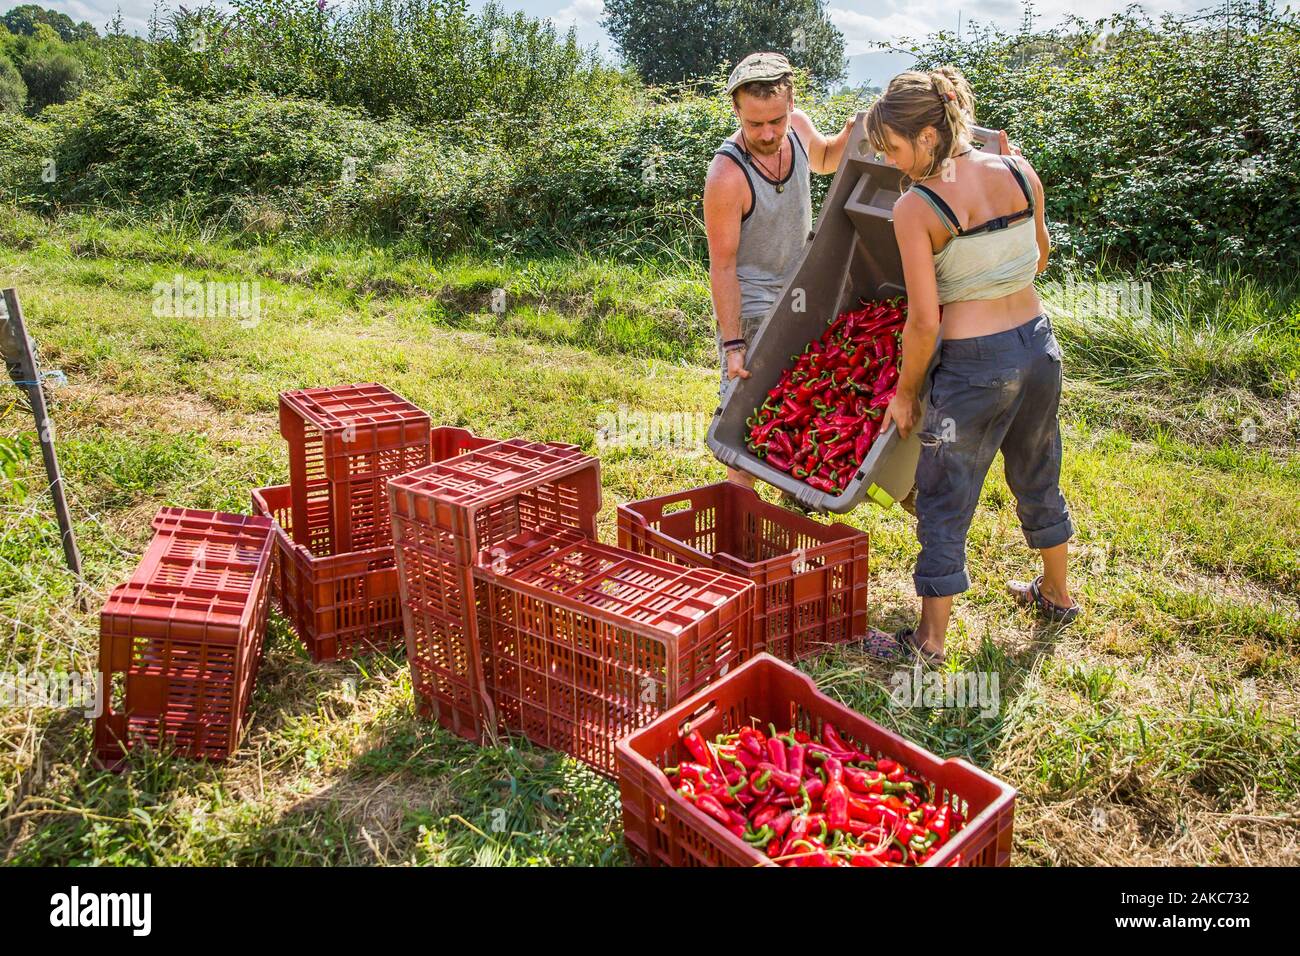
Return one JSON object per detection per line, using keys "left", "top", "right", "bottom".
{"left": 913, "top": 314, "right": 1075, "bottom": 597}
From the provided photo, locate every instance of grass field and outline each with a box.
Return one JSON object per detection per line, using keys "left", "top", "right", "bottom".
{"left": 1, "top": 209, "right": 1297, "bottom": 866}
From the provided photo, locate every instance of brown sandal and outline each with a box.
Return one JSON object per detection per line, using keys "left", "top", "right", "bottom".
{"left": 861, "top": 627, "right": 944, "bottom": 666}
{"left": 1008, "top": 574, "right": 1080, "bottom": 624}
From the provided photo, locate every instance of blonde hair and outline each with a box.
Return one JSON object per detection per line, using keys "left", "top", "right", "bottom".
{"left": 865, "top": 66, "right": 975, "bottom": 183}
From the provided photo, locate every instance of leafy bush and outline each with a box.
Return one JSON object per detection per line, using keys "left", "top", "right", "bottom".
{"left": 19, "top": 47, "right": 83, "bottom": 110}
{"left": 132, "top": 0, "right": 623, "bottom": 128}
{"left": 28, "top": 75, "right": 865, "bottom": 256}
{"left": 0, "top": 55, "right": 24, "bottom": 112}
{"left": 10, "top": 0, "right": 1300, "bottom": 273}
{"left": 911, "top": 2, "right": 1300, "bottom": 270}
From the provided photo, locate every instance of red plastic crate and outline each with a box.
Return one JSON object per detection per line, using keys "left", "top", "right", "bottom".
{"left": 279, "top": 383, "right": 431, "bottom": 556}
{"left": 616, "top": 653, "right": 1016, "bottom": 866}
{"left": 94, "top": 509, "right": 274, "bottom": 767}
{"left": 250, "top": 426, "right": 499, "bottom": 662}
{"left": 617, "top": 483, "right": 869, "bottom": 661}
{"left": 252, "top": 485, "right": 401, "bottom": 663}
{"left": 388, "top": 439, "right": 602, "bottom": 741}
{"left": 474, "top": 526, "right": 755, "bottom": 776}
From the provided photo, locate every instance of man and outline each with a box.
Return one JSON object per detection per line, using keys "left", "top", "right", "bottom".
{"left": 704, "top": 51, "right": 854, "bottom": 487}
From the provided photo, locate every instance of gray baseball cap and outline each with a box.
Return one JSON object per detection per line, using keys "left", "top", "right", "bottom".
{"left": 725, "top": 52, "right": 793, "bottom": 97}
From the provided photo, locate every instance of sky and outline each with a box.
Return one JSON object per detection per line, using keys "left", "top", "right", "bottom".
{"left": 42, "top": 0, "right": 1217, "bottom": 72}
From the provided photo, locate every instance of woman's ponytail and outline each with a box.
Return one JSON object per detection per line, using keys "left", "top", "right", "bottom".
{"left": 865, "top": 64, "right": 976, "bottom": 183}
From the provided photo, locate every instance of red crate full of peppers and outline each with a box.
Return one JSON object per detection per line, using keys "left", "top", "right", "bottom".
{"left": 745, "top": 298, "right": 907, "bottom": 495}
{"left": 617, "top": 653, "right": 1016, "bottom": 867}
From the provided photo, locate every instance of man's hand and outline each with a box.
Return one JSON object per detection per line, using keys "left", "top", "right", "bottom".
{"left": 998, "top": 129, "right": 1023, "bottom": 157}
{"left": 880, "top": 388, "right": 921, "bottom": 440}
{"left": 726, "top": 349, "right": 750, "bottom": 381}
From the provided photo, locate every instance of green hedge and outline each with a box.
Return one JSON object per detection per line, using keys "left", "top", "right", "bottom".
{"left": 4, "top": 3, "right": 1298, "bottom": 269}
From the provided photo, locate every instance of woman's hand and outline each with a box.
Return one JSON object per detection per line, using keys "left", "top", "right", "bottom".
{"left": 726, "top": 348, "right": 750, "bottom": 381}
{"left": 880, "top": 388, "right": 922, "bottom": 439}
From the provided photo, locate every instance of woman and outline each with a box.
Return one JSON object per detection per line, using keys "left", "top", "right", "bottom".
{"left": 862, "top": 67, "right": 1080, "bottom": 665}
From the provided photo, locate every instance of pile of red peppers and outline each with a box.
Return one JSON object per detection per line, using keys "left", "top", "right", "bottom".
{"left": 667, "top": 722, "right": 966, "bottom": 866}
{"left": 745, "top": 297, "right": 907, "bottom": 495}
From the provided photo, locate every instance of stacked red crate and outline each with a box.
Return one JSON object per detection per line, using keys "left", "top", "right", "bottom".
{"left": 259, "top": 386, "right": 485, "bottom": 661}
{"left": 387, "top": 440, "right": 602, "bottom": 741}
{"left": 474, "top": 527, "right": 756, "bottom": 776}
{"left": 252, "top": 425, "right": 496, "bottom": 662}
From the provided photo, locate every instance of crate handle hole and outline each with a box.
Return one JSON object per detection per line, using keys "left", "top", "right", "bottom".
{"left": 110, "top": 671, "right": 126, "bottom": 713}
{"left": 661, "top": 501, "right": 693, "bottom": 517}
{"left": 678, "top": 701, "right": 719, "bottom": 736}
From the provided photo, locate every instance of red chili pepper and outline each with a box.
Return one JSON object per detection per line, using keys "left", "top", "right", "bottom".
{"left": 823, "top": 757, "right": 850, "bottom": 829}
{"left": 768, "top": 430, "right": 795, "bottom": 457}
{"left": 682, "top": 729, "right": 717, "bottom": 771}
{"left": 850, "top": 849, "right": 887, "bottom": 867}
{"left": 754, "top": 762, "right": 801, "bottom": 795}
{"left": 778, "top": 813, "right": 812, "bottom": 858}
{"left": 764, "top": 450, "right": 792, "bottom": 472}
{"left": 928, "top": 804, "right": 952, "bottom": 843}
{"left": 823, "top": 438, "right": 854, "bottom": 461}
{"left": 765, "top": 735, "right": 787, "bottom": 772}
{"left": 790, "top": 839, "right": 835, "bottom": 867}
{"left": 694, "top": 793, "right": 732, "bottom": 828}
{"left": 677, "top": 762, "right": 725, "bottom": 792}
{"left": 733, "top": 747, "right": 760, "bottom": 772}
{"left": 769, "top": 811, "right": 793, "bottom": 841}
{"left": 843, "top": 766, "right": 885, "bottom": 794}
{"left": 805, "top": 742, "right": 856, "bottom": 762}
{"left": 786, "top": 742, "right": 806, "bottom": 782}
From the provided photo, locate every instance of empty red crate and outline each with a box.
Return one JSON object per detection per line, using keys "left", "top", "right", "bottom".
{"left": 251, "top": 427, "right": 499, "bottom": 662}
{"left": 279, "top": 383, "right": 431, "bottom": 556}
{"left": 616, "top": 653, "right": 1016, "bottom": 866}
{"left": 474, "top": 526, "right": 755, "bottom": 776}
{"left": 95, "top": 509, "right": 274, "bottom": 767}
{"left": 388, "top": 439, "right": 602, "bottom": 741}
{"left": 617, "top": 483, "right": 868, "bottom": 661}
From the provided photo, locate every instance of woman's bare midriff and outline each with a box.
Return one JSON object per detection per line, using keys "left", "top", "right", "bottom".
{"left": 939, "top": 284, "right": 1044, "bottom": 340}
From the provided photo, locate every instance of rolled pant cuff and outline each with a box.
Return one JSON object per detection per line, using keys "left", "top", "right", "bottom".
{"left": 1024, "top": 516, "right": 1075, "bottom": 550}
{"left": 913, "top": 568, "right": 971, "bottom": 598}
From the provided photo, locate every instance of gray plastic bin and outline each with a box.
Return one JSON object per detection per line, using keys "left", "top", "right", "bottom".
{"left": 706, "top": 118, "right": 1005, "bottom": 513}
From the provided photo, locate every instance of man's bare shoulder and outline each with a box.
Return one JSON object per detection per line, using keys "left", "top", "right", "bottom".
{"left": 705, "top": 150, "right": 749, "bottom": 201}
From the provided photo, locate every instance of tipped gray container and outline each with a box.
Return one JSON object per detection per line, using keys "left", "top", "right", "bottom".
{"left": 706, "top": 117, "right": 1005, "bottom": 513}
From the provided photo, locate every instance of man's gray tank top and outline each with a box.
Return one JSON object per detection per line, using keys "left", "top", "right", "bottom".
{"left": 714, "top": 130, "right": 812, "bottom": 321}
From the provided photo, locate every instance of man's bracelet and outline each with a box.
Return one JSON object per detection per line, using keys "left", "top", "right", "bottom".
{"left": 723, "top": 338, "right": 747, "bottom": 349}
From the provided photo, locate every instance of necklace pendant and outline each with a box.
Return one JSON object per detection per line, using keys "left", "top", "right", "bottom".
{"left": 776, "top": 183, "right": 784, "bottom": 193}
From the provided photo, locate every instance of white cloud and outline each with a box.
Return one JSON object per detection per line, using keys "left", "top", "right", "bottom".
{"left": 552, "top": 0, "right": 603, "bottom": 29}
{"left": 828, "top": 6, "right": 936, "bottom": 54}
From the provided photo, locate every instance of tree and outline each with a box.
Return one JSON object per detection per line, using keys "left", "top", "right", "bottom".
{"left": 604, "top": 0, "right": 845, "bottom": 90}
{"left": 19, "top": 47, "right": 82, "bottom": 110}
{"left": 1, "top": 5, "right": 97, "bottom": 42}
{"left": 0, "top": 55, "right": 24, "bottom": 112}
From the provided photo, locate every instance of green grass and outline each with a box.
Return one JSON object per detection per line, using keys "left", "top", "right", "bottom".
{"left": 1, "top": 209, "right": 1297, "bottom": 866}
{"left": 1042, "top": 261, "right": 1300, "bottom": 398}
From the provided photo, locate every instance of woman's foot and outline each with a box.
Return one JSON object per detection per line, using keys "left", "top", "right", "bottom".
{"left": 861, "top": 626, "right": 944, "bottom": 665}
{"left": 1008, "top": 574, "right": 1080, "bottom": 624}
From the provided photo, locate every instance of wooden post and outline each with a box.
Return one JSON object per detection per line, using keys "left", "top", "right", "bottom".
{"left": 1, "top": 287, "right": 84, "bottom": 585}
